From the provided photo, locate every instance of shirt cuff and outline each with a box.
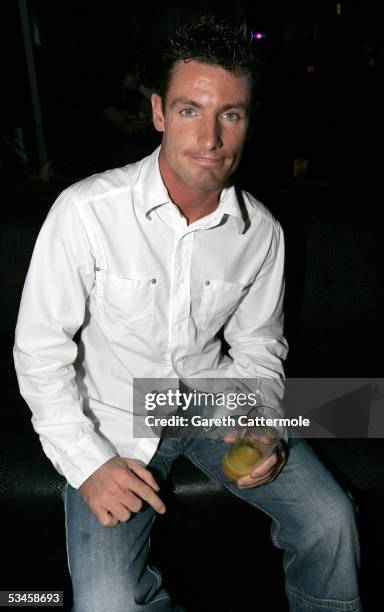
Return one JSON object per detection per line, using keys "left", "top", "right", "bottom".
{"left": 51, "top": 431, "right": 118, "bottom": 489}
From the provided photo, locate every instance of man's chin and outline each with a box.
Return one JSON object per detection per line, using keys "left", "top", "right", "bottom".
{"left": 183, "top": 171, "right": 229, "bottom": 192}
{"left": 192, "top": 181, "right": 224, "bottom": 192}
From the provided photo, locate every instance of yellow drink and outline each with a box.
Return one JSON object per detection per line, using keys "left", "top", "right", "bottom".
{"left": 222, "top": 440, "right": 263, "bottom": 481}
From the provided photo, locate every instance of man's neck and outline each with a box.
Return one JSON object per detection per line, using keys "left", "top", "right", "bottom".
{"left": 158, "top": 150, "right": 220, "bottom": 225}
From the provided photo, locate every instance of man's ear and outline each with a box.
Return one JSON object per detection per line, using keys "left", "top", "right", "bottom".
{"left": 151, "top": 93, "right": 165, "bottom": 132}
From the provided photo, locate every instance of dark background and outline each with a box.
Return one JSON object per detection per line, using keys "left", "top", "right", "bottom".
{"left": 3, "top": 0, "right": 384, "bottom": 185}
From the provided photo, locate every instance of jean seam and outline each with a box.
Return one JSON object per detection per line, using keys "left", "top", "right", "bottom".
{"left": 147, "top": 565, "right": 161, "bottom": 589}
{"left": 150, "top": 594, "right": 172, "bottom": 604}
{"left": 270, "top": 518, "right": 283, "bottom": 549}
{"left": 147, "top": 513, "right": 161, "bottom": 587}
{"left": 287, "top": 583, "right": 362, "bottom": 611}
{"left": 63, "top": 482, "right": 72, "bottom": 577}
{"left": 269, "top": 516, "right": 298, "bottom": 574}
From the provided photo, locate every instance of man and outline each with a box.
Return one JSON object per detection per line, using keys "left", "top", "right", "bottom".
{"left": 14, "top": 16, "right": 362, "bottom": 612}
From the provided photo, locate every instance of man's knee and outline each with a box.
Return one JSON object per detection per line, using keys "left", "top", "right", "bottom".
{"left": 301, "top": 488, "right": 359, "bottom": 549}
{"left": 71, "top": 563, "right": 170, "bottom": 612}
{"left": 72, "top": 572, "right": 136, "bottom": 612}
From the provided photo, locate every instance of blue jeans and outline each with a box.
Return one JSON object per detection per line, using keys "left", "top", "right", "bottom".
{"left": 64, "top": 436, "right": 363, "bottom": 611}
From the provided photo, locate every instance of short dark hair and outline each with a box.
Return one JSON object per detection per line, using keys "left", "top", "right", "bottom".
{"left": 158, "top": 15, "right": 259, "bottom": 105}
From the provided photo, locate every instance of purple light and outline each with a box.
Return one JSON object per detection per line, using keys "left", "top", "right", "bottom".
{"left": 252, "top": 31, "right": 266, "bottom": 41}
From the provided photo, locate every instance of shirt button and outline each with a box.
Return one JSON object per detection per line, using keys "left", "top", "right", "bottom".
{"left": 151, "top": 278, "right": 157, "bottom": 284}
{"left": 205, "top": 280, "right": 210, "bottom": 286}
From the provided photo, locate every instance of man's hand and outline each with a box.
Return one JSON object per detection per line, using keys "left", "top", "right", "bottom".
{"left": 236, "top": 441, "right": 287, "bottom": 488}
{"left": 79, "top": 457, "right": 166, "bottom": 527}
{"left": 223, "top": 430, "right": 287, "bottom": 489}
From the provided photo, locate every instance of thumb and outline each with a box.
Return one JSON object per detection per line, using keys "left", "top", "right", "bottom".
{"left": 223, "top": 427, "right": 241, "bottom": 443}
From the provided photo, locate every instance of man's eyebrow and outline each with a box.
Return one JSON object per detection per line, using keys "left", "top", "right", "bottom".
{"left": 217, "top": 102, "right": 249, "bottom": 113}
{"left": 170, "top": 97, "right": 249, "bottom": 113}
{"left": 170, "top": 97, "right": 203, "bottom": 109}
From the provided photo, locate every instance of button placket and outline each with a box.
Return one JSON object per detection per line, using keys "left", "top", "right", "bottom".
{"left": 169, "top": 231, "right": 193, "bottom": 369}
{"left": 200, "top": 278, "right": 214, "bottom": 328}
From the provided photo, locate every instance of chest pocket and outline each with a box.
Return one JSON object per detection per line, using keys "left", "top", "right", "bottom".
{"left": 96, "top": 271, "right": 157, "bottom": 328}
{"left": 198, "top": 280, "right": 249, "bottom": 332}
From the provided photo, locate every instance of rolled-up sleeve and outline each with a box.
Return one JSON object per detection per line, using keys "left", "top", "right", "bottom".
{"left": 13, "top": 192, "right": 117, "bottom": 488}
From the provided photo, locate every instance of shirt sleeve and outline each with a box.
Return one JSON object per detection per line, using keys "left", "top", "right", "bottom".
{"left": 220, "top": 220, "right": 289, "bottom": 439}
{"left": 13, "top": 191, "right": 117, "bottom": 488}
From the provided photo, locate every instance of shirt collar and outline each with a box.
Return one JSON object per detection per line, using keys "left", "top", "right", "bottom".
{"left": 136, "top": 146, "right": 170, "bottom": 217}
{"left": 215, "top": 184, "right": 249, "bottom": 234}
{"left": 135, "top": 146, "right": 249, "bottom": 233}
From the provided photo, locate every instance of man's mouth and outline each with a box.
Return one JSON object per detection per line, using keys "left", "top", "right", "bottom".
{"left": 190, "top": 155, "right": 223, "bottom": 166}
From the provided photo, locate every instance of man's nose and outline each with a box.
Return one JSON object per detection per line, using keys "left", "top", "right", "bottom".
{"left": 197, "top": 117, "right": 223, "bottom": 150}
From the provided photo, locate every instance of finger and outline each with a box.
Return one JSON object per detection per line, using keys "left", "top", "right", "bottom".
{"left": 223, "top": 435, "right": 237, "bottom": 443}
{"left": 118, "top": 489, "right": 143, "bottom": 514}
{"left": 223, "top": 427, "right": 241, "bottom": 443}
{"left": 238, "top": 450, "right": 287, "bottom": 488}
{"left": 122, "top": 471, "right": 166, "bottom": 514}
{"left": 97, "top": 508, "right": 119, "bottom": 528}
{"left": 253, "top": 435, "right": 279, "bottom": 448}
{"left": 237, "top": 467, "right": 275, "bottom": 489}
{"left": 251, "top": 441, "right": 286, "bottom": 472}
{"left": 106, "top": 500, "right": 132, "bottom": 523}
{"left": 249, "top": 450, "right": 278, "bottom": 478}
{"left": 125, "top": 459, "right": 161, "bottom": 491}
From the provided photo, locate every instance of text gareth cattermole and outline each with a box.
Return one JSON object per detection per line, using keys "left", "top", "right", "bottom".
{"left": 145, "top": 414, "right": 311, "bottom": 428}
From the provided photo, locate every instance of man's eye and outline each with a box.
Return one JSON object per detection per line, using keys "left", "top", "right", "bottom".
{"left": 223, "top": 112, "right": 240, "bottom": 121}
{"left": 180, "top": 108, "right": 196, "bottom": 117}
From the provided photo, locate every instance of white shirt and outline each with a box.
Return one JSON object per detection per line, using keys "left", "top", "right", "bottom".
{"left": 14, "top": 146, "right": 288, "bottom": 488}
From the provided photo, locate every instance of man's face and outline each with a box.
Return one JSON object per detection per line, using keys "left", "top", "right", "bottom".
{"left": 151, "top": 60, "right": 251, "bottom": 191}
